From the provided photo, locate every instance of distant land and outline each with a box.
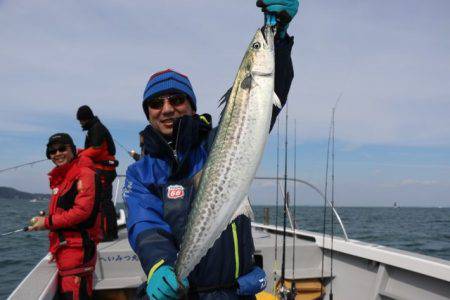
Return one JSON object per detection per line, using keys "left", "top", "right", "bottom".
{"left": 0, "top": 186, "right": 50, "bottom": 200}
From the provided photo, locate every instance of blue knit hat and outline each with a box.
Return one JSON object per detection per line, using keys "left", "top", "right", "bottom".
{"left": 142, "top": 69, "right": 197, "bottom": 119}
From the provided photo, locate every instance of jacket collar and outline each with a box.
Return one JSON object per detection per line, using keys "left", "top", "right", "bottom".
{"left": 48, "top": 159, "right": 76, "bottom": 188}
{"left": 48, "top": 156, "right": 95, "bottom": 188}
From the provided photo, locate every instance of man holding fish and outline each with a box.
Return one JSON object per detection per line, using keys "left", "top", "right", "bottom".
{"left": 123, "top": 1, "right": 299, "bottom": 299}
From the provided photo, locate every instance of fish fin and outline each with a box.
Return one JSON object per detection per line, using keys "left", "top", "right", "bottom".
{"left": 218, "top": 88, "right": 232, "bottom": 108}
{"left": 240, "top": 74, "right": 253, "bottom": 90}
{"left": 218, "top": 87, "right": 232, "bottom": 121}
{"left": 272, "top": 92, "right": 282, "bottom": 109}
{"left": 231, "top": 195, "right": 254, "bottom": 222}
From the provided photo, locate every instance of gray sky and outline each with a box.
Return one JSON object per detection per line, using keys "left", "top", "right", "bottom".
{"left": 1, "top": 0, "right": 450, "bottom": 206}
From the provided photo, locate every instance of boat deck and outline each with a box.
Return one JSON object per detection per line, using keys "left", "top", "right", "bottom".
{"left": 8, "top": 220, "right": 450, "bottom": 299}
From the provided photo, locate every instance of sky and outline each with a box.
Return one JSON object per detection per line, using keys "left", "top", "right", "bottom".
{"left": 1, "top": 0, "right": 450, "bottom": 207}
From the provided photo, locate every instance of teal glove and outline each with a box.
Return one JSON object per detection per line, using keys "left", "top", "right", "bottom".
{"left": 146, "top": 265, "right": 189, "bottom": 300}
{"left": 256, "top": 0, "right": 300, "bottom": 37}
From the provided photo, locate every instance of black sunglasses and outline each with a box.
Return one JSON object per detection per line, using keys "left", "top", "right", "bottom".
{"left": 148, "top": 94, "right": 188, "bottom": 110}
{"left": 48, "top": 145, "right": 69, "bottom": 156}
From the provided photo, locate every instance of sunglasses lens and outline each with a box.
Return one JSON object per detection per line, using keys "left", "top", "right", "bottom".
{"left": 148, "top": 98, "right": 164, "bottom": 110}
{"left": 169, "top": 94, "right": 187, "bottom": 106}
{"left": 148, "top": 94, "right": 187, "bottom": 110}
{"left": 49, "top": 146, "right": 67, "bottom": 155}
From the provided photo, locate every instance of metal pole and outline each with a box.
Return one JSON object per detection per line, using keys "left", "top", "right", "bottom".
{"left": 264, "top": 207, "right": 270, "bottom": 225}
{"left": 113, "top": 177, "right": 121, "bottom": 207}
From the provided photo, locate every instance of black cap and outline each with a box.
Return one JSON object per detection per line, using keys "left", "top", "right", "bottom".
{"left": 76, "top": 105, "right": 94, "bottom": 121}
{"left": 46, "top": 133, "right": 76, "bottom": 158}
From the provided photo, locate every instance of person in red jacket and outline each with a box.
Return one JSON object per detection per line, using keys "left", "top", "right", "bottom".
{"left": 29, "top": 133, "right": 101, "bottom": 300}
{"left": 76, "top": 105, "right": 118, "bottom": 241}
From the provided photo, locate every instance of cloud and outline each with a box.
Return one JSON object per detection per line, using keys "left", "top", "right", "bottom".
{"left": 373, "top": 169, "right": 382, "bottom": 175}
{"left": 0, "top": 120, "right": 48, "bottom": 134}
{"left": 252, "top": 180, "right": 276, "bottom": 189}
{"left": 1, "top": 0, "right": 450, "bottom": 147}
{"left": 2, "top": 1, "right": 450, "bottom": 206}
{"left": 380, "top": 178, "right": 446, "bottom": 188}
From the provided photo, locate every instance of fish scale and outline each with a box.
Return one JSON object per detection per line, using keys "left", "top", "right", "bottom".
{"left": 176, "top": 26, "right": 276, "bottom": 281}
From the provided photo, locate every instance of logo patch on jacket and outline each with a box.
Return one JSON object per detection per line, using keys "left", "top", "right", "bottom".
{"left": 167, "top": 185, "right": 184, "bottom": 199}
{"left": 52, "top": 188, "right": 59, "bottom": 195}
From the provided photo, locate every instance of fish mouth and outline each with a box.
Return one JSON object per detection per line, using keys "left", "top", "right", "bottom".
{"left": 261, "top": 26, "right": 275, "bottom": 45}
{"left": 252, "top": 70, "right": 273, "bottom": 77}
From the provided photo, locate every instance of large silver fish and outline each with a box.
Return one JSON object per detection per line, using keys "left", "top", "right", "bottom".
{"left": 175, "top": 26, "right": 280, "bottom": 281}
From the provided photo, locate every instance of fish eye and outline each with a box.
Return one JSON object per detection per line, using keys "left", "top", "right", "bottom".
{"left": 252, "top": 42, "right": 261, "bottom": 50}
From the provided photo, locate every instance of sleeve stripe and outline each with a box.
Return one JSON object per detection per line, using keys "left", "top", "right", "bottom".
{"left": 147, "top": 259, "right": 165, "bottom": 284}
{"left": 232, "top": 222, "right": 240, "bottom": 279}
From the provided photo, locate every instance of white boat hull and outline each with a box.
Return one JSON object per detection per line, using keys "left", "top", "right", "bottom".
{"left": 8, "top": 216, "right": 450, "bottom": 300}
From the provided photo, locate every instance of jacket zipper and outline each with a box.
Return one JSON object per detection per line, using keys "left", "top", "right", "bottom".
{"left": 173, "top": 118, "right": 182, "bottom": 161}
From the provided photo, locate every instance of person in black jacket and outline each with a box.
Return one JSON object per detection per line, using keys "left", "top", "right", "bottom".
{"left": 77, "top": 105, "right": 119, "bottom": 241}
{"left": 124, "top": 1, "right": 298, "bottom": 298}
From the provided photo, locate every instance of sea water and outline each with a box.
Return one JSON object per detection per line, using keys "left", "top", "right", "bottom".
{"left": 0, "top": 198, "right": 449, "bottom": 298}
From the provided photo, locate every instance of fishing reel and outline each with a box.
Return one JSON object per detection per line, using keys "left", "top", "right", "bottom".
{"left": 29, "top": 210, "right": 46, "bottom": 226}
{"left": 276, "top": 279, "right": 297, "bottom": 300}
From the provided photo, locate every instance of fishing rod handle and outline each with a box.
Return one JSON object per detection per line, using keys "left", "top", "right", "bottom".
{"left": 25, "top": 211, "right": 46, "bottom": 231}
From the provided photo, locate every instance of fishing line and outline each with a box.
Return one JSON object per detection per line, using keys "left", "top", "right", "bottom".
{"left": 0, "top": 159, "right": 48, "bottom": 174}
{"left": 113, "top": 138, "right": 132, "bottom": 155}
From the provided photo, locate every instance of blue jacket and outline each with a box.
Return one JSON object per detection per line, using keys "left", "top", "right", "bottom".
{"left": 124, "top": 35, "right": 294, "bottom": 299}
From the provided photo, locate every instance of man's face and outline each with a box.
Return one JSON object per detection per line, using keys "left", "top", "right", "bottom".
{"left": 48, "top": 144, "right": 74, "bottom": 167}
{"left": 147, "top": 93, "right": 195, "bottom": 136}
{"left": 79, "top": 119, "right": 88, "bottom": 128}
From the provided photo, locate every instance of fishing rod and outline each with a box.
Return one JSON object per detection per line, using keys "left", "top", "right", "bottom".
{"left": 329, "top": 101, "right": 339, "bottom": 300}
{"left": 254, "top": 176, "right": 348, "bottom": 241}
{"left": 291, "top": 119, "right": 297, "bottom": 297}
{"left": 272, "top": 118, "right": 281, "bottom": 294}
{"left": 0, "top": 159, "right": 48, "bottom": 174}
{"left": 321, "top": 116, "right": 332, "bottom": 291}
{"left": 280, "top": 99, "right": 289, "bottom": 299}
{"left": 0, "top": 227, "right": 29, "bottom": 237}
{"left": 275, "top": 181, "right": 294, "bottom": 231}
{"left": 321, "top": 93, "right": 342, "bottom": 299}
{"left": 0, "top": 211, "right": 45, "bottom": 237}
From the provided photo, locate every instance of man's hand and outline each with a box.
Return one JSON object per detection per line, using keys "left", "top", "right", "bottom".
{"left": 129, "top": 149, "right": 141, "bottom": 161}
{"left": 257, "top": 0, "right": 299, "bottom": 37}
{"left": 28, "top": 216, "right": 46, "bottom": 231}
{"left": 146, "top": 265, "right": 189, "bottom": 300}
